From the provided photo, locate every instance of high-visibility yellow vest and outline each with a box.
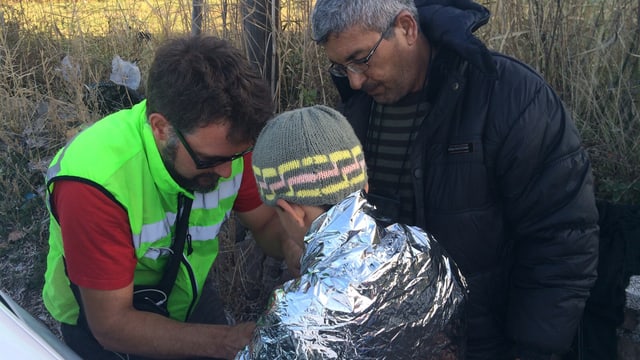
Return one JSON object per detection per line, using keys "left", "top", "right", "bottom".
{"left": 43, "top": 101, "right": 242, "bottom": 324}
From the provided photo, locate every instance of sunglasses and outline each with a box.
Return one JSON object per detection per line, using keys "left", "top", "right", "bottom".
{"left": 174, "top": 128, "right": 252, "bottom": 169}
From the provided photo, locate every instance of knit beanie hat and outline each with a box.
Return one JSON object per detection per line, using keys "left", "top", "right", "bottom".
{"left": 252, "top": 105, "right": 367, "bottom": 207}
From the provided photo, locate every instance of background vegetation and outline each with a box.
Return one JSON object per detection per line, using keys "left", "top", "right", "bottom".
{"left": 1, "top": 0, "right": 639, "bottom": 338}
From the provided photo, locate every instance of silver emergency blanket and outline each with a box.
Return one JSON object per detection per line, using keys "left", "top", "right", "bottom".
{"left": 236, "top": 190, "right": 467, "bottom": 359}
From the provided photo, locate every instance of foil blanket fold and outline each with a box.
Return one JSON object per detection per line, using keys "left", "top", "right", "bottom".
{"left": 236, "top": 190, "right": 467, "bottom": 359}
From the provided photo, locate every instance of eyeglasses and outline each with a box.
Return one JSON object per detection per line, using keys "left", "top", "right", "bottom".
{"left": 328, "top": 21, "right": 395, "bottom": 78}
{"left": 174, "top": 128, "right": 252, "bottom": 170}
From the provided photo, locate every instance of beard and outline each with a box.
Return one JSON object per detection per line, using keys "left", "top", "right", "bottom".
{"left": 161, "top": 137, "right": 221, "bottom": 193}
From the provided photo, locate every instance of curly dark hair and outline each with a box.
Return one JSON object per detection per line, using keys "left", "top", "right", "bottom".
{"left": 145, "top": 36, "right": 274, "bottom": 143}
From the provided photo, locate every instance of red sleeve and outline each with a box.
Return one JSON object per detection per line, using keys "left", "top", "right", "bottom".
{"left": 53, "top": 180, "right": 136, "bottom": 290}
{"left": 232, "top": 152, "right": 264, "bottom": 212}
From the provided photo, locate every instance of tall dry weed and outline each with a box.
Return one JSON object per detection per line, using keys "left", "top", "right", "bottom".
{"left": 481, "top": 0, "right": 640, "bottom": 202}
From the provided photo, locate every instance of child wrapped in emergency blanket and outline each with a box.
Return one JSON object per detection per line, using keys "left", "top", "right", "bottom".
{"left": 238, "top": 105, "right": 467, "bottom": 360}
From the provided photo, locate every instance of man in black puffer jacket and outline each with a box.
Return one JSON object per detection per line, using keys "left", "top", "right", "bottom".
{"left": 309, "top": 0, "right": 599, "bottom": 359}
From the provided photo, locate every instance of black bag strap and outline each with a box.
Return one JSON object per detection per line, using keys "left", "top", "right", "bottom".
{"left": 156, "top": 192, "right": 193, "bottom": 295}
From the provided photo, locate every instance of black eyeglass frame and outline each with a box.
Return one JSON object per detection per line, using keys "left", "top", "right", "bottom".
{"left": 174, "top": 128, "right": 252, "bottom": 170}
{"left": 328, "top": 17, "right": 397, "bottom": 78}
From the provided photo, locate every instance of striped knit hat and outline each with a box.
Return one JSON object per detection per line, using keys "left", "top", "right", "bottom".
{"left": 252, "top": 105, "right": 367, "bottom": 207}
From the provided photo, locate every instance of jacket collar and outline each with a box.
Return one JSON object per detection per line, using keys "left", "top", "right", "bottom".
{"left": 416, "top": 0, "right": 497, "bottom": 77}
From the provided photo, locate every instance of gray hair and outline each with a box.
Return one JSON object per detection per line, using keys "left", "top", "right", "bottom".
{"left": 311, "top": 0, "right": 418, "bottom": 44}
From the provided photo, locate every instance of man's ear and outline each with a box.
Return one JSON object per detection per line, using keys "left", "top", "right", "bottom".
{"left": 396, "top": 10, "right": 419, "bottom": 44}
{"left": 149, "top": 113, "right": 171, "bottom": 141}
{"left": 276, "top": 198, "right": 306, "bottom": 228}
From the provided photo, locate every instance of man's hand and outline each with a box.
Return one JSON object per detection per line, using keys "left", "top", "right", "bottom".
{"left": 79, "top": 282, "right": 257, "bottom": 359}
{"left": 221, "top": 322, "right": 256, "bottom": 359}
{"left": 237, "top": 204, "right": 285, "bottom": 258}
{"left": 282, "top": 236, "right": 304, "bottom": 277}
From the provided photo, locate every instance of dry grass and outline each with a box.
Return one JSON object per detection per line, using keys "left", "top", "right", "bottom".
{"left": 480, "top": 0, "right": 640, "bottom": 202}
{"left": 0, "top": 0, "right": 639, "bottom": 339}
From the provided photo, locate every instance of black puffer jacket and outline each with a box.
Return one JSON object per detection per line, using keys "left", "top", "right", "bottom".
{"left": 332, "top": 1, "right": 599, "bottom": 358}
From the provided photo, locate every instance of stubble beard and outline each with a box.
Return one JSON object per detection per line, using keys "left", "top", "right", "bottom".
{"left": 161, "top": 137, "right": 221, "bottom": 193}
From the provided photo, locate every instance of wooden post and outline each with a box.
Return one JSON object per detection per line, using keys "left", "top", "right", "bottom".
{"left": 0, "top": 10, "right": 5, "bottom": 38}
{"left": 192, "top": 0, "right": 204, "bottom": 36}
{"left": 241, "top": 0, "right": 280, "bottom": 96}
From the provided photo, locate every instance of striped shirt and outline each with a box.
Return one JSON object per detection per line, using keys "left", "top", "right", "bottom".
{"left": 365, "top": 92, "right": 430, "bottom": 225}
